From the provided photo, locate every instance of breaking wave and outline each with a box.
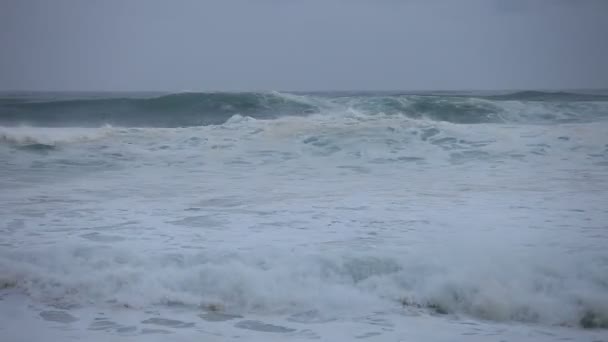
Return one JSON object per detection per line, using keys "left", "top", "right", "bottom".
{"left": 0, "top": 246, "right": 606, "bottom": 328}
{"left": 0, "top": 126, "right": 111, "bottom": 147}
{"left": 1, "top": 91, "right": 607, "bottom": 127}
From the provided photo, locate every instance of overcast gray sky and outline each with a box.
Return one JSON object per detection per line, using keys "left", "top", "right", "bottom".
{"left": 1, "top": 0, "right": 607, "bottom": 91}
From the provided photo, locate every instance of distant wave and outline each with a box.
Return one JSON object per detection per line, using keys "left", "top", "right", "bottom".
{"left": 484, "top": 90, "right": 608, "bottom": 102}
{"left": 0, "top": 91, "right": 607, "bottom": 127}
{"left": 0, "top": 92, "right": 318, "bottom": 128}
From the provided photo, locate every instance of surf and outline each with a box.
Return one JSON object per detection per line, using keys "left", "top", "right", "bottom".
{"left": 1, "top": 91, "right": 607, "bottom": 128}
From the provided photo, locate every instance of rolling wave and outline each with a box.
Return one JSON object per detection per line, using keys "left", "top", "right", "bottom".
{"left": 0, "top": 91, "right": 606, "bottom": 127}
{"left": 1, "top": 246, "right": 606, "bottom": 328}
{"left": 0, "top": 92, "right": 317, "bottom": 128}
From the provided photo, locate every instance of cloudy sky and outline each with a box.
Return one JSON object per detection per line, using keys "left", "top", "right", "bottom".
{"left": 1, "top": 0, "right": 607, "bottom": 91}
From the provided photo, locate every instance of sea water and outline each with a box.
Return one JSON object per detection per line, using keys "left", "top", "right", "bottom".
{"left": 1, "top": 91, "right": 607, "bottom": 341}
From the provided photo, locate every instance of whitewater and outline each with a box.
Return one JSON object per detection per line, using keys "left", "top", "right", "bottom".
{"left": 0, "top": 91, "right": 607, "bottom": 341}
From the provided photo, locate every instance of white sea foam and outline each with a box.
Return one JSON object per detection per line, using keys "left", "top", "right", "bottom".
{"left": 1, "top": 244, "right": 607, "bottom": 327}
{"left": 0, "top": 126, "right": 113, "bottom": 146}
{"left": 1, "top": 104, "right": 607, "bottom": 341}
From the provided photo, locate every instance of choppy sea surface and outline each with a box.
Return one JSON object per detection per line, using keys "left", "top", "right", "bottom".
{"left": 1, "top": 90, "right": 607, "bottom": 341}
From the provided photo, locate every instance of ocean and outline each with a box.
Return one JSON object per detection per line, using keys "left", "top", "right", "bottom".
{"left": 0, "top": 91, "right": 607, "bottom": 341}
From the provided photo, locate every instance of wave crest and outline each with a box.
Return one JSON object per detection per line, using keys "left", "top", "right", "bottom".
{"left": 0, "top": 92, "right": 318, "bottom": 128}
{"left": 1, "top": 91, "right": 607, "bottom": 127}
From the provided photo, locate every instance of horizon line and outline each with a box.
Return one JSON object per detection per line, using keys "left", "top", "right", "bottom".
{"left": 1, "top": 87, "right": 607, "bottom": 94}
